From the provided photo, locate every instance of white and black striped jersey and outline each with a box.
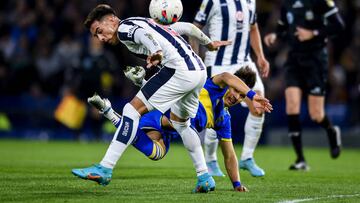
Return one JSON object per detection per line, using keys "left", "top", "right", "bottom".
{"left": 118, "top": 17, "right": 205, "bottom": 71}
{"left": 194, "top": 0, "right": 257, "bottom": 67}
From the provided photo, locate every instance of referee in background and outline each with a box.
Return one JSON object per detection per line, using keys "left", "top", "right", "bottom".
{"left": 264, "top": 0, "right": 345, "bottom": 170}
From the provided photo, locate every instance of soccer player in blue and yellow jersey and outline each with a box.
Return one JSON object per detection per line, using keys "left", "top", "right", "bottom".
{"left": 74, "top": 66, "right": 272, "bottom": 192}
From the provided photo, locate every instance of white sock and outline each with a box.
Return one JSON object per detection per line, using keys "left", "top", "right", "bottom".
{"left": 171, "top": 119, "right": 208, "bottom": 176}
{"left": 104, "top": 108, "right": 121, "bottom": 126}
{"left": 204, "top": 128, "right": 218, "bottom": 163}
{"left": 100, "top": 103, "right": 140, "bottom": 169}
{"left": 241, "top": 113, "right": 264, "bottom": 161}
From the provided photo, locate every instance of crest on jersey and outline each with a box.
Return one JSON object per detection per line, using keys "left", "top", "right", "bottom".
{"left": 305, "top": 10, "right": 314, "bottom": 20}
{"left": 236, "top": 11, "right": 244, "bottom": 22}
{"left": 292, "top": 0, "right": 304, "bottom": 8}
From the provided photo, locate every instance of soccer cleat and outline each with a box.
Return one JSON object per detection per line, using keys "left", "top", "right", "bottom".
{"left": 329, "top": 126, "right": 341, "bottom": 159}
{"left": 206, "top": 161, "right": 225, "bottom": 177}
{"left": 72, "top": 164, "right": 112, "bottom": 186}
{"left": 289, "top": 161, "right": 310, "bottom": 171}
{"left": 239, "top": 158, "right": 265, "bottom": 177}
{"left": 193, "top": 173, "right": 216, "bottom": 193}
{"left": 87, "top": 93, "right": 112, "bottom": 114}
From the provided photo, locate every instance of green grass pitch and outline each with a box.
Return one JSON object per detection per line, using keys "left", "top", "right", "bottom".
{"left": 0, "top": 140, "right": 359, "bottom": 202}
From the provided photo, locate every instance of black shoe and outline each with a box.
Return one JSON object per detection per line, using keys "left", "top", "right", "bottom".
{"left": 289, "top": 161, "right": 310, "bottom": 171}
{"left": 330, "top": 126, "right": 341, "bottom": 159}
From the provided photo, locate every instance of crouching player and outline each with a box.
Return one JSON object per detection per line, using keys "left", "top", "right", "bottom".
{"left": 79, "top": 66, "right": 272, "bottom": 192}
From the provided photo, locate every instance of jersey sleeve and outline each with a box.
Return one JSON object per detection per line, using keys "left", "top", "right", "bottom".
{"left": 205, "top": 78, "right": 228, "bottom": 98}
{"left": 118, "top": 20, "right": 162, "bottom": 54}
{"left": 194, "top": 0, "right": 215, "bottom": 26}
{"left": 316, "top": 0, "right": 345, "bottom": 38}
{"left": 169, "top": 22, "right": 212, "bottom": 45}
{"left": 317, "top": 0, "right": 338, "bottom": 18}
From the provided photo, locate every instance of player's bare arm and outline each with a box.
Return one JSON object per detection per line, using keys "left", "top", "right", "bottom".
{"left": 213, "top": 72, "right": 272, "bottom": 112}
{"left": 219, "top": 141, "right": 248, "bottom": 192}
{"left": 250, "top": 23, "right": 270, "bottom": 78}
{"left": 176, "top": 21, "right": 231, "bottom": 53}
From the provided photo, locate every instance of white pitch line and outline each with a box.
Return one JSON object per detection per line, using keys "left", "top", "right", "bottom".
{"left": 278, "top": 194, "right": 360, "bottom": 203}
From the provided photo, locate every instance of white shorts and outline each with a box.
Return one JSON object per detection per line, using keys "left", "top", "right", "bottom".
{"left": 210, "top": 61, "right": 265, "bottom": 94}
{"left": 137, "top": 67, "right": 207, "bottom": 119}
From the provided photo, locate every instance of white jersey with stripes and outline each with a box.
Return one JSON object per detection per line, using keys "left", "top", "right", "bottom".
{"left": 118, "top": 17, "right": 205, "bottom": 71}
{"left": 194, "top": 0, "right": 256, "bottom": 67}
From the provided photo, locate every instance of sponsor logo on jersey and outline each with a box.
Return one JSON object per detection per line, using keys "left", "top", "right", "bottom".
{"left": 145, "top": 33, "right": 159, "bottom": 47}
{"left": 127, "top": 25, "right": 139, "bottom": 38}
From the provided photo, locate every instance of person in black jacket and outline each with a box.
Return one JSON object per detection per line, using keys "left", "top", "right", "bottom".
{"left": 264, "top": 0, "right": 345, "bottom": 170}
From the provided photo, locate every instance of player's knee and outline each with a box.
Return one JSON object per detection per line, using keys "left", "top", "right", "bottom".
{"left": 309, "top": 110, "right": 323, "bottom": 123}
{"left": 123, "top": 103, "right": 141, "bottom": 119}
{"left": 286, "top": 103, "right": 300, "bottom": 114}
{"left": 170, "top": 119, "right": 191, "bottom": 131}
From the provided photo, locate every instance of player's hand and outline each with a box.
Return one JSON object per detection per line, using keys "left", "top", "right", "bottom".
{"left": 264, "top": 33, "right": 277, "bottom": 47}
{"left": 146, "top": 50, "right": 163, "bottom": 68}
{"left": 206, "top": 40, "right": 232, "bottom": 51}
{"left": 124, "top": 66, "right": 146, "bottom": 87}
{"left": 295, "top": 27, "right": 314, "bottom": 42}
{"left": 234, "top": 185, "right": 248, "bottom": 192}
{"left": 257, "top": 57, "right": 270, "bottom": 78}
{"left": 253, "top": 95, "right": 273, "bottom": 113}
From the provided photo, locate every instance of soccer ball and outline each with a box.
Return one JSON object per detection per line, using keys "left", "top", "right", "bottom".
{"left": 149, "top": 0, "right": 183, "bottom": 25}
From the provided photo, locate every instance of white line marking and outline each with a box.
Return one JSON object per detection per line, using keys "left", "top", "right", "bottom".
{"left": 278, "top": 194, "right": 360, "bottom": 203}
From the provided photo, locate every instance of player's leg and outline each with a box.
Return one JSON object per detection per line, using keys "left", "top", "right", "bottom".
{"left": 308, "top": 95, "right": 341, "bottom": 159}
{"left": 286, "top": 87, "right": 309, "bottom": 170}
{"left": 87, "top": 94, "right": 170, "bottom": 161}
{"left": 72, "top": 96, "right": 148, "bottom": 185}
{"left": 87, "top": 94, "right": 121, "bottom": 127}
{"left": 239, "top": 62, "right": 266, "bottom": 177}
{"left": 132, "top": 129, "right": 169, "bottom": 160}
{"left": 170, "top": 70, "right": 215, "bottom": 193}
{"left": 204, "top": 128, "right": 225, "bottom": 177}
{"left": 307, "top": 49, "right": 341, "bottom": 159}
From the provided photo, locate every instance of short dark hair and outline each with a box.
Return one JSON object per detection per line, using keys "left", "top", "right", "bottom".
{"left": 234, "top": 66, "right": 256, "bottom": 89}
{"left": 84, "top": 4, "right": 116, "bottom": 29}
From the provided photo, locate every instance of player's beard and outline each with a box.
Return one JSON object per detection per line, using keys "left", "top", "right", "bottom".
{"left": 107, "top": 26, "right": 119, "bottom": 45}
{"left": 108, "top": 34, "right": 119, "bottom": 45}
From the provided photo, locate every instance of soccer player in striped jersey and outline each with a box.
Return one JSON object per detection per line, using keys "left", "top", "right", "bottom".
{"left": 87, "top": 65, "right": 272, "bottom": 192}
{"left": 72, "top": 4, "right": 213, "bottom": 192}
{"left": 191, "top": 0, "right": 270, "bottom": 177}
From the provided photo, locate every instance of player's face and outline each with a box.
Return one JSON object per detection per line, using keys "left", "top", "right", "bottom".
{"left": 90, "top": 16, "right": 119, "bottom": 45}
{"left": 223, "top": 87, "right": 245, "bottom": 107}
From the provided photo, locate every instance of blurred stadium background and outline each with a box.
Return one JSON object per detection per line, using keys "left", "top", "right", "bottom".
{"left": 0, "top": 0, "right": 359, "bottom": 147}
